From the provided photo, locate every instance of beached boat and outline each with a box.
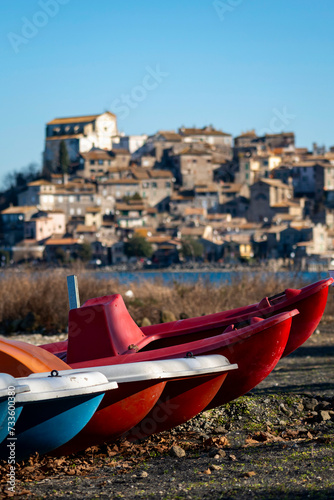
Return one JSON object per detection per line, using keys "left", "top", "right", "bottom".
{"left": 41, "top": 277, "right": 332, "bottom": 362}
{"left": 0, "top": 337, "right": 236, "bottom": 454}
{"left": 0, "top": 370, "right": 116, "bottom": 460}
{"left": 43, "top": 302, "right": 298, "bottom": 427}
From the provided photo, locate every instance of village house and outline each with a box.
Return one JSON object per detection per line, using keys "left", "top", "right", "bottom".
{"left": 170, "top": 147, "right": 214, "bottom": 188}
{"left": 43, "top": 112, "right": 118, "bottom": 173}
{"left": 44, "top": 238, "right": 83, "bottom": 262}
{"left": 112, "top": 134, "right": 148, "bottom": 154}
{"left": 24, "top": 210, "right": 66, "bottom": 241}
{"left": 85, "top": 206, "right": 103, "bottom": 229}
{"left": 0, "top": 206, "right": 38, "bottom": 246}
{"left": 248, "top": 179, "right": 293, "bottom": 223}
{"left": 178, "top": 126, "right": 232, "bottom": 156}
{"left": 79, "top": 148, "right": 131, "bottom": 179}
{"left": 236, "top": 152, "right": 282, "bottom": 186}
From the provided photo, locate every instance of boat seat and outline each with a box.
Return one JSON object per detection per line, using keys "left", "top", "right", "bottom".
{"left": 67, "top": 294, "right": 145, "bottom": 364}
{"left": 257, "top": 297, "right": 271, "bottom": 310}
{"left": 250, "top": 316, "right": 264, "bottom": 324}
{"left": 285, "top": 288, "right": 302, "bottom": 299}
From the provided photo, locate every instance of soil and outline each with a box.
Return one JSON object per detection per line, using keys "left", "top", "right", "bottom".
{"left": 1, "top": 324, "right": 334, "bottom": 499}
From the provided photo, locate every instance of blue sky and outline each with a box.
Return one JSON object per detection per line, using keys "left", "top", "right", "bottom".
{"left": 1, "top": 0, "right": 334, "bottom": 183}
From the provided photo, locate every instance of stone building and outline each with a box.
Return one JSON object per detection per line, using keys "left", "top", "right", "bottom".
{"left": 44, "top": 112, "right": 118, "bottom": 172}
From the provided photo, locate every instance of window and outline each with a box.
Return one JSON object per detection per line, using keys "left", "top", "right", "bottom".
{"left": 69, "top": 196, "right": 75, "bottom": 203}
{"left": 151, "top": 182, "right": 157, "bottom": 188}
{"left": 77, "top": 208, "right": 82, "bottom": 215}
{"left": 98, "top": 160, "right": 104, "bottom": 165}
{"left": 142, "top": 182, "right": 149, "bottom": 188}
{"left": 165, "top": 181, "right": 171, "bottom": 188}
{"left": 245, "top": 163, "right": 249, "bottom": 171}
{"left": 58, "top": 195, "right": 63, "bottom": 202}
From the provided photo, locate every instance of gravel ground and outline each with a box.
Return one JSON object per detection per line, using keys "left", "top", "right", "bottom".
{"left": 0, "top": 323, "right": 333, "bottom": 499}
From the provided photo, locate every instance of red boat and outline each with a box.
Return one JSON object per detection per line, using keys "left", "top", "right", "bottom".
{"left": 41, "top": 293, "right": 298, "bottom": 438}
{"left": 42, "top": 277, "right": 332, "bottom": 361}
{"left": 0, "top": 337, "right": 236, "bottom": 454}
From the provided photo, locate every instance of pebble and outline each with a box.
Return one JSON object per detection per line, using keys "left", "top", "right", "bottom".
{"left": 304, "top": 398, "right": 318, "bottom": 411}
{"left": 140, "top": 471, "right": 148, "bottom": 478}
{"left": 171, "top": 445, "right": 186, "bottom": 458}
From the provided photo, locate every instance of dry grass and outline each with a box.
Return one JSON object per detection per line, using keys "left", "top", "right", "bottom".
{"left": 0, "top": 268, "right": 329, "bottom": 334}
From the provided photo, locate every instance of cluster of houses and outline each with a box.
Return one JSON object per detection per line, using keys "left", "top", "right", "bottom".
{"left": 1, "top": 110, "right": 334, "bottom": 269}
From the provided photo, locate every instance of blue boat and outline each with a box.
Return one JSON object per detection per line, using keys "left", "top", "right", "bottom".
{"left": 0, "top": 371, "right": 117, "bottom": 461}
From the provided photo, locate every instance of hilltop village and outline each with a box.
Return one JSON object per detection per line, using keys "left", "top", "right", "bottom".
{"left": 1, "top": 111, "right": 334, "bottom": 270}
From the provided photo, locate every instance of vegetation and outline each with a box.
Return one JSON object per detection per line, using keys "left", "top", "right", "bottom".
{"left": 59, "top": 140, "right": 70, "bottom": 174}
{"left": 181, "top": 237, "right": 204, "bottom": 260}
{"left": 0, "top": 269, "right": 320, "bottom": 334}
{"left": 124, "top": 235, "right": 153, "bottom": 259}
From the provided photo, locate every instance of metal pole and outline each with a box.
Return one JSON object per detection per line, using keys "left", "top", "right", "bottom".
{"left": 67, "top": 275, "right": 80, "bottom": 310}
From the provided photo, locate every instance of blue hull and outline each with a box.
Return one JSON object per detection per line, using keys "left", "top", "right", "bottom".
{"left": 0, "top": 400, "right": 23, "bottom": 444}
{"left": 0, "top": 393, "right": 104, "bottom": 461}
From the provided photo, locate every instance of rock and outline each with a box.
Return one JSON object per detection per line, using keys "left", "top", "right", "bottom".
{"left": 161, "top": 310, "right": 177, "bottom": 323}
{"left": 211, "top": 464, "right": 221, "bottom": 471}
{"left": 214, "top": 425, "right": 226, "bottom": 434}
{"left": 140, "top": 317, "right": 152, "bottom": 327}
{"left": 304, "top": 398, "right": 318, "bottom": 411}
{"left": 216, "top": 449, "right": 226, "bottom": 458}
{"left": 316, "top": 401, "right": 331, "bottom": 411}
{"left": 140, "top": 471, "right": 148, "bottom": 478}
{"left": 171, "top": 445, "right": 186, "bottom": 458}
{"left": 179, "top": 312, "right": 189, "bottom": 319}
{"left": 244, "top": 471, "right": 256, "bottom": 478}
{"left": 320, "top": 411, "right": 331, "bottom": 422}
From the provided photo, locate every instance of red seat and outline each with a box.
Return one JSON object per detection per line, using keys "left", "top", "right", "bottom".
{"left": 67, "top": 294, "right": 145, "bottom": 364}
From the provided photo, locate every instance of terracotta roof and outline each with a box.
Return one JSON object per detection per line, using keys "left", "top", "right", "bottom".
{"left": 81, "top": 149, "right": 112, "bottom": 161}
{"left": 258, "top": 179, "right": 291, "bottom": 189}
{"left": 131, "top": 168, "right": 150, "bottom": 180}
{"left": 28, "top": 180, "right": 53, "bottom": 187}
{"left": 177, "top": 147, "right": 212, "bottom": 157}
{"left": 47, "top": 112, "right": 115, "bottom": 125}
{"left": 235, "top": 130, "right": 257, "bottom": 139}
{"left": 179, "top": 227, "right": 205, "bottom": 236}
{"left": 1, "top": 206, "right": 37, "bottom": 215}
{"left": 86, "top": 206, "right": 101, "bottom": 213}
{"left": 76, "top": 224, "right": 97, "bottom": 233}
{"left": 221, "top": 183, "right": 242, "bottom": 193}
{"left": 112, "top": 148, "right": 131, "bottom": 155}
{"left": 184, "top": 207, "right": 206, "bottom": 216}
{"left": 156, "top": 131, "right": 182, "bottom": 141}
{"left": 100, "top": 179, "right": 140, "bottom": 185}
{"left": 149, "top": 170, "right": 173, "bottom": 178}
{"left": 179, "top": 127, "right": 231, "bottom": 137}
{"left": 45, "top": 238, "right": 80, "bottom": 245}
{"left": 46, "top": 135, "right": 82, "bottom": 141}
{"left": 115, "top": 203, "right": 146, "bottom": 211}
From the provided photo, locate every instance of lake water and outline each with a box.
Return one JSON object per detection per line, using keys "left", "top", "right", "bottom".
{"left": 96, "top": 269, "right": 328, "bottom": 287}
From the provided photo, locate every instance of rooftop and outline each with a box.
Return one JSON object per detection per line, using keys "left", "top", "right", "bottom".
{"left": 47, "top": 112, "right": 115, "bottom": 125}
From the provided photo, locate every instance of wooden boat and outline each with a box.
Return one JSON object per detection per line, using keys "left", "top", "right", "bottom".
{"left": 0, "top": 370, "right": 116, "bottom": 460}
{"left": 0, "top": 337, "right": 236, "bottom": 454}
{"left": 42, "top": 277, "right": 332, "bottom": 362}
